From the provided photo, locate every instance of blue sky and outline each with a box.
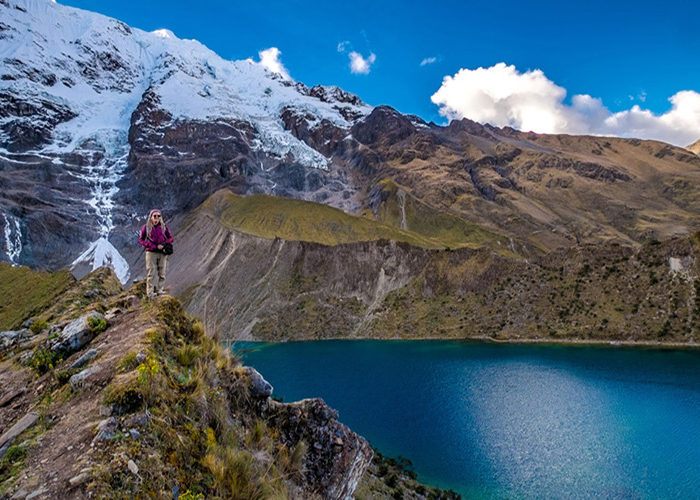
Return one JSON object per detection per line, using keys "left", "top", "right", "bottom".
{"left": 58, "top": 0, "right": 700, "bottom": 145}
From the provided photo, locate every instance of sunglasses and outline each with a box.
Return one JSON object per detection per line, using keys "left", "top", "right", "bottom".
{"left": 152, "top": 214, "right": 161, "bottom": 218}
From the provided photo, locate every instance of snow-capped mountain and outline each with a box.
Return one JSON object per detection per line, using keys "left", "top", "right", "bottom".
{"left": 3, "top": 0, "right": 699, "bottom": 288}
{"left": 0, "top": 0, "right": 371, "bottom": 281}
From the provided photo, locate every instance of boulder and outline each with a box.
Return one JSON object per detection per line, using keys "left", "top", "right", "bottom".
{"left": 70, "top": 348, "right": 99, "bottom": 369}
{"left": 244, "top": 367, "right": 273, "bottom": 399}
{"left": 123, "top": 412, "right": 150, "bottom": 428}
{"left": 0, "top": 389, "right": 24, "bottom": 408}
{"left": 69, "top": 365, "right": 102, "bottom": 391}
{"left": 0, "top": 329, "right": 31, "bottom": 348}
{"left": 50, "top": 312, "right": 106, "bottom": 353}
{"left": 0, "top": 412, "right": 39, "bottom": 458}
{"left": 92, "top": 417, "right": 118, "bottom": 444}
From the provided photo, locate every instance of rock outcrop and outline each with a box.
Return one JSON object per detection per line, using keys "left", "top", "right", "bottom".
{"left": 266, "top": 398, "right": 373, "bottom": 500}
{"left": 0, "top": 268, "right": 374, "bottom": 499}
{"left": 49, "top": 312, "right": 106, "bottom": 353}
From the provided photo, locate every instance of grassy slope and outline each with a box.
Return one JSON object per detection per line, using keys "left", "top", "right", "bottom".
{"left": 372, "top": 178, "right": 509, "bottom": 251}
{"left": 199, "top": 189, "right": 508, "bottom": 252}
{"left": 0, "top": 263, "right": 74, "bottom": 331}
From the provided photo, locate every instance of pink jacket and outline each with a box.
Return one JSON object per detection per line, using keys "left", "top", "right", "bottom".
{"left": 139, "top": 224, "right": 173, "bottom": 252}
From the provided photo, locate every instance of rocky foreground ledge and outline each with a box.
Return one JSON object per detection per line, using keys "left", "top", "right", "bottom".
{"left": 0, "top": 267, "right": 377, "bottom": 499}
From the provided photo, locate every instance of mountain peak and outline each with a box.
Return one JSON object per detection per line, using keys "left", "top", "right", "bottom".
{"left": 0, "top": 0, "right": 372, "bottom": 278}
{"left": 151, "top": 28, "right": 176, "bottom": 39}
{"left": 687, "top": 138, "right": 700, "bottom": 155}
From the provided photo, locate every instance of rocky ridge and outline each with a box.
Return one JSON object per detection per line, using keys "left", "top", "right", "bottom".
{"left": 0, "top": 267, "right": 381, "bottom": 499}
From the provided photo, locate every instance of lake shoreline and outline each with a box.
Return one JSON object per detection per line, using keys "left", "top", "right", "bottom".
{"left": 229, "top": 335, "right": 700, "bottom": 350}
{"left": 468, "top": 335, "right": 700, "bottom": 350}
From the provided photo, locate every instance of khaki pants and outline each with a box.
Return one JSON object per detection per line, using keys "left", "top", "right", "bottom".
{"left": 145, "top": 251, "right": 168, "bottom": 296}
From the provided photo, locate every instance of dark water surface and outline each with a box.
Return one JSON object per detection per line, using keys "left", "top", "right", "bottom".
{"left": 235, "top": 340, "right": 700, "bottom": 499}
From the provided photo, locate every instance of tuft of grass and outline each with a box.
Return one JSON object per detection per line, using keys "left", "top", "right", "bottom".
{"left": 156, "top": 298, "right": 203, "bottom": 343}
{"left": 116, "top": 351, "right": 140, "bottom": 372}
{"left": 202, "top": 447, "right": 285, "bottom": 500}
{"left": 104, "top": 372, "right": 145, "bottom": 413}
{"left": 176, "top": 344, "right": 199, "bottom": 367}
{"left": 0, "top": 444, "right": 27, "bottom": 490}
{"left": 2, "top": 445, "right": 25, "bottom": 463}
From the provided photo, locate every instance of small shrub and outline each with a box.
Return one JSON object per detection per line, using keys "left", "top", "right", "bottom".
{"left": 30, "top": 346, "right": 61, "bottom": 374}
{"left": 55, "top": 367, "right": 79, "bottom": 385}
{"left": 3, "top": 445, "right": 25, "bottom": 463}
{"left": 30, "top": 320, "right": 48, "bottom": 335}
{"left": 385, "top": 473, "right": 398, "bottom": 488}
{"left": 136, "top": 356, "right": 161, "bottom": 403}
{"left": 88, "top": 316, "right": 107, "bottom": 334}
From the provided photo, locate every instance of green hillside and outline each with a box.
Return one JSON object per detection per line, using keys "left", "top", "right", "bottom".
{"left": 199, "top": 189, "right": 508, "bottom": 252}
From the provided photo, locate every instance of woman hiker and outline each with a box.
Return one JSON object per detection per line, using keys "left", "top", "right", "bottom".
{"left": 138, "top": 209, "right": 174, "bottom": 299}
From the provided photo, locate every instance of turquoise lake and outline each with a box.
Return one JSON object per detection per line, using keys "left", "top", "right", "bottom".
{"left": 235, "top": 340, "right": 700, "bottom": 499}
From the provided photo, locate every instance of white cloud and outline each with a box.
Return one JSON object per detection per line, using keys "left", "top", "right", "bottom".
{"left": 430, "top": 62, "right": 700, "bottom": 147}
{"left": 420, "top": 57, "right": 437, "bottom": 67}
{"left": 258, "top": 47, "right": 291, "bottom": 81}
{"left": 348, "top": 51, "right": 376, "bottom": 75}
{"left": 337, "top": 41, "right": 350, "bottom": 53}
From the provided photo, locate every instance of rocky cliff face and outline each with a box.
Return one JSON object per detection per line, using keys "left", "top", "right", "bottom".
{"left": 0, "top": 267, "right": 373, "bottom": 499}
{"left": 168, "top": 194, "right": 700, "bottom": 344}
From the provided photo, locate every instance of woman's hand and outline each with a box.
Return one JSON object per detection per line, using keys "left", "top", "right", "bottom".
{"left": 157, "top": 244, "right": 163, "bottom": 250}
